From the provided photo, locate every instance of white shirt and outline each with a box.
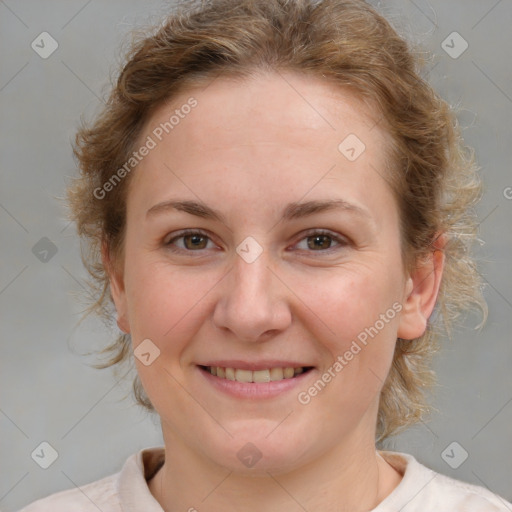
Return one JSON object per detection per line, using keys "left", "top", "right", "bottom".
{"left": 18, "top": 447, "right": 512, "bottom": 511}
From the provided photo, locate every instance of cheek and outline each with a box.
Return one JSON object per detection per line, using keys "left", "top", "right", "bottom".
{"left": 123, "top": 258, "right": 218, "bottom": 404}
{"left": 296, "top": 268, "right": 401, "bottom": 404}
{"left": 302, "top": 268, "right": 400, "bottom": 345}
{"left": 123, "top": 254, "right": 217, "bottom": 352}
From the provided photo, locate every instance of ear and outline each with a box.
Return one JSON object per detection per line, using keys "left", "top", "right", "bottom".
{"left": 397, "top": 234, "right": 446, "bottom": 340}
{"left": 101, "top": 240, "right": 130, "bottom": 334}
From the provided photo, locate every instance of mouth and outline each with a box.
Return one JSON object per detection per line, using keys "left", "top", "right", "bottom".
{"left": 198, "top": 365, "right": 314, "bottom": 383}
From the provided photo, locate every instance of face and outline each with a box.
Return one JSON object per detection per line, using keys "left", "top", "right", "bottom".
{"left": 108, "top": 71, "right": 439, "bottom": 473}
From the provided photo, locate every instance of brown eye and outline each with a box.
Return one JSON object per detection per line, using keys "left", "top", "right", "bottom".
{"left": 293, "top": 230, "right": 349, "bottom": 254}
{"left": 165, "top": 230, "right": 215, "bottom": 253}
{"left": 307, "top": 234, "right": 334, "bottom": 250}
{"left": 182, "top": 233, "right": 209, "bottom": 250}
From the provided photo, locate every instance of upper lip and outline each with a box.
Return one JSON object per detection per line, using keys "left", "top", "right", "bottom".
{"left": 197, "top": 360, "right": 313, "bottom": 371}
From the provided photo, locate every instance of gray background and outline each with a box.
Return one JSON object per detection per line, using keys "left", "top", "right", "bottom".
{"left": 1, "top": 1, "right": 511, "bottom": 510}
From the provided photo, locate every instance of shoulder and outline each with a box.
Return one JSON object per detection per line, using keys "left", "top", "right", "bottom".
{"left": 17, "top": 447, "right": 165, "bottom": 512}
{"left": 17, "top": 473, "right": 120, "bottom": 512}
{"left": 430, "top": 472, "right": 511, "bottom": 511}
{"left": 430, "top": 471, "right": 511, "bottom": 511}
{"left": 378, "top": 451, "right": 512, "bottom": 512}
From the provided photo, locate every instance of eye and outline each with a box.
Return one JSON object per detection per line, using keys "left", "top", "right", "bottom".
{"left": 292, "top": 229, "right": 349, "bottom": 253}
{"left": 163, "top": 228, "right": 349, "bottom": 255}
{"left": 164, "top": 229, "right": 217, "bottom": 253}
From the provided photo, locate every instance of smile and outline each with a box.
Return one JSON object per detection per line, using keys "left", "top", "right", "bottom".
{"left": 197, "top": 364, "right": 315, "bottom": 399}
{"left": 200, "top": 365, "right": 313, "bottom": 383}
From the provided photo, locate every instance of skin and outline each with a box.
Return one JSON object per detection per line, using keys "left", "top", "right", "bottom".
{"left": 106, "top": 70, "right": 445, "bottom": 511}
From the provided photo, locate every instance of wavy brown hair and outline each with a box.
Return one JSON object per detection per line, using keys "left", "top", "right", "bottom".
{"left": 68, "top": 0, "right": 486, "bottom": 442}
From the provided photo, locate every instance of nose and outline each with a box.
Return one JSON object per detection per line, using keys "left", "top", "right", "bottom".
{"left": 212, "top": 249, "right": 292, "bottom": 342}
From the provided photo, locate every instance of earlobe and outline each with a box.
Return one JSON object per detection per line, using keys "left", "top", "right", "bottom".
{"left": 101, "top": 240, "right": 130, "bottom": 334}
{"left": 397, "top": 234, "right": 446, "bottom": 340}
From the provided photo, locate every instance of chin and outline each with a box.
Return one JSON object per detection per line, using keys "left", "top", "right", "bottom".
{"left": 197, "top": 423, "right": 317, "bottom": 475}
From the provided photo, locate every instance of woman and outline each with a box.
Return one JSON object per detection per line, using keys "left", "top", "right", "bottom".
{"left": 20, "top": 0, "right": 511, "bottom": 510}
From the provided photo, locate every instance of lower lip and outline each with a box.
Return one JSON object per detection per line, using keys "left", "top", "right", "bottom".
{"left": 197, "top": 366, "right": 314, "bottom": 400}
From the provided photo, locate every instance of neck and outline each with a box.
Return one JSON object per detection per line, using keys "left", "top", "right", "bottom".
{"left": 149, "top": 427, "right": 401, "bottom": 512}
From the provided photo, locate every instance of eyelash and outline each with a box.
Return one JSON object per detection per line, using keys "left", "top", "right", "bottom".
{"left": 163, "top": 229, "right": 349, "bottom": 255}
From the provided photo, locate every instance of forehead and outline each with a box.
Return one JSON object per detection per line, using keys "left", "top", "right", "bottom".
{"left": 145, "top": 70, "right": 385, "bottom": 149}
{"left": 128, "top": 71, "right": 395, "bottom": 222}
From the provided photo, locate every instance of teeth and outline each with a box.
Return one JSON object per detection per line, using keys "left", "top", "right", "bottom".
{"left": 206, "top": 366, "right": 307, "bottom": 383}
{"left": 270, "top": 367, "right": 283, "bottom": 381}
{"left": 235, "top": 369, "right": 252, "bottom": 382}
{"left": 283, "top": 367, "right": 295, "bottom": 379}
{"left": 253, "top": 369, "right": 271, "bottom": 383}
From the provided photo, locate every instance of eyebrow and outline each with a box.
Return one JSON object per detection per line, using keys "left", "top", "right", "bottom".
{"left": 146, "top": 198, "right": 371, "bottom": 224}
